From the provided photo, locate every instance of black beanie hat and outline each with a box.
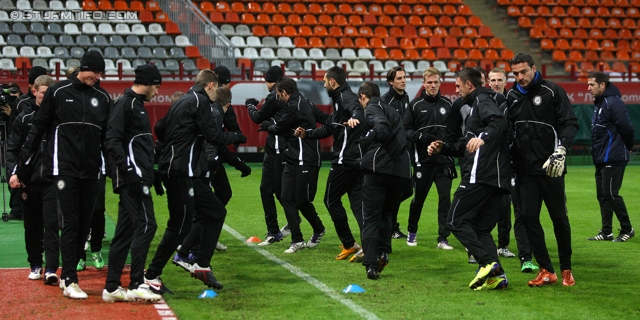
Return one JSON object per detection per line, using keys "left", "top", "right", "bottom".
{"left": 28, "top": 66, "right": 47, "bottom": 85}
{"left": 134, "top": 64, "right": 162, "bottom": 85}
{"left": 265, "top": 66, "right": 283, "bottom": 83}
{"left": 80, "top": 50, "right": 105, "bottom": 73}
{"left": 213, "top": 66, "right": 231, "bottom": 85}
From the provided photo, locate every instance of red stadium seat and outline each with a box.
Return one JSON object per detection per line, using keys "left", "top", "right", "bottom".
{"left": 489, "top": 38, "right": 505, "bottom": 49}
{"left": 374, "top": 48, "right": 389, "bottom": 59}
{"left": 389, "top": 27, "right": 403, "bottom": 37}
{"left": 584, "top": 50, "right": 599, "bottom": 61}
{"left": 484, "top": 49, "right": 500, "bottom": 60}
{"left": 555, "top": 39, "right": 570, "bottom": 50}
{"left": 552, "top": 50, "right": 569, "bottom": 61}
{"left": 437, "top": 47, "right": 452, "bottom": 59}
{"left": 422, "top": 49, "right": 436, "bottom": 60}
{"left": 540, "top": 39, "right": 555, "bottom": 50}
{"left": 600, "top": 51, "right": 615, "bottom": 61}
{"left": 419, "top": 27, "right": 433, "bottom": 38}
{"left": 570, "top": 39, "right": 585, "bottom": 50}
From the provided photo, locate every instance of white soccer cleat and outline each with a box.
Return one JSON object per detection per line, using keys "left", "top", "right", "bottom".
{"left": 28, "top": 266, "right": 42, "bottom": 280}
{"left": 127, "top": 284, "right": 162, "bottom": 302}
{"left": 216, "top": 242, "right": 228, "bottom": 251}
{"left": 102, "top": 287, "right": 129, "bottom": 303}
{"left": 63, "top": 283, "right": 88, "bottom": 299}
{"left": 284, "top": 241, "right": 307, "bottom": 253}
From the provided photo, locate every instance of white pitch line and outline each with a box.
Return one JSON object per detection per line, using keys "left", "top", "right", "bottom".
{"left": 222, "top": 224, "right": 380, "bottom": 320}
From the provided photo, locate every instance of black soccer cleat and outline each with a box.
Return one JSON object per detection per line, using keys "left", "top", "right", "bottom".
{"left": 190, "top": 263, "right": 224, "bottom": 290}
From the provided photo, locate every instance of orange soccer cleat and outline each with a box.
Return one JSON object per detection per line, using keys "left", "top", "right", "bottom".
{"left": 528, "top": 269, "right": 557, "bottom": 287}
{"left": 561, "top": 270, "right": 575, "bottom": 286}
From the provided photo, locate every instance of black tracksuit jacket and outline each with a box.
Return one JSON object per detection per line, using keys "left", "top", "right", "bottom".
{"left": 441, "top": 88, "right": 511, "bottom": 189}
{"left": 305, "top": 83, "right": 366, "bottom": 168}
{"left": 105, "top": 88, "right": 155, "bottom": 191}
{"left": 265, "top": 91, "right": 324, "bottom": 166}
{"left": 6, "top": 101, "right": 52, "bottom": 185}
{"left": 381, "top": 87, "right": 410, "bottom": 118}
{"left": 359, "top": 97, "right": 411, "bottom": 179}
{"left": 506, "top": 72, "right": 579, "bottom": 176}
{"left": 248, "top": 86, "right": 286, "bottom": 155}
{"left": 155, "top": 85, "right": 243, "bottom": 178}
{"left": 404, "top": 90, "right": 452, "bottom": 167}
{"left": 19, "top": 73, "right": 111, "bottom": 179}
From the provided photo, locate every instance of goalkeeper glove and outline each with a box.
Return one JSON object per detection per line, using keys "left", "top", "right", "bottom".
{"left": 542, "top": 146, "right": 566, "bottom": 178}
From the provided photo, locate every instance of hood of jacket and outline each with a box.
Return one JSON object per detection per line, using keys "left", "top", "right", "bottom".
{"left": 595, "top": 82, "right": 621, "bottom": 104}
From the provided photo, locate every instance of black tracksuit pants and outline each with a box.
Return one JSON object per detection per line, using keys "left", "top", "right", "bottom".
{"left": 281, "top": 164, "right": 324, "bottom": 243}
{"left": 361, "top": 174, "right": 408, "bottom": 270}
{"left": 498, "top": 191, "right": 533, "bottom": 263}
{"left": 516, "top": 174, "right": 572, "bottom": 273}
{"left": 57, "top": 176, "right": 98, "bottom": 285}
{"left": 261, "top": 153, "right": 285, "bottom": 234}
{"left": 446, "top": 183, "right": 503, "bottom": 266}
{"left": 407, "top": 164, "right": 452, "bottom": 242}
{"left": 81, "top": 175, "right": 106, "bottom": 261}
{"left": 105, "top": 184, "right": 157, "bottom": 291}
{"left": 596, "top": 165, "right": 632, "bottom": 234}
{"left": 9, "top": 187, "right": 23, "bottom": 217}
{"left": 22, "top": 184, "right": 58, "bottom": 270}
{"left": 324, "top": 164, "right": 363, "bottom": 249}
{"left": 392, "top": 179, "right": 413, "bottom": 233}
{"left": 211, "top": 165, "right": 232, "bottom": 206}
{"left": 147, "top": 176, "right": 226, "bottom": 277}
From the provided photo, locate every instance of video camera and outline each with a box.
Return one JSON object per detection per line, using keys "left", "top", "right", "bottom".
{"left": 0, "top": 84, "right": 19, "bottom": 106}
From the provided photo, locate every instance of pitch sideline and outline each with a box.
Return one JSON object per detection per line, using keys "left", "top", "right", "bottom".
{"left": 223, "top": 224, "right": 380, "bottom": 320}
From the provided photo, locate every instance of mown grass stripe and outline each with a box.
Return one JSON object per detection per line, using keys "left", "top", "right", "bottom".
{"left": 223, "top": 224, "right": 380, "bottom": 320}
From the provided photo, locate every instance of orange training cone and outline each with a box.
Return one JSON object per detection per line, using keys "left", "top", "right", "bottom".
{"left": 246, "top": 236, "right": 262, "bottom": 243}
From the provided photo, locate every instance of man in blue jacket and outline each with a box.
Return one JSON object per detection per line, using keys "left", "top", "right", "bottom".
{"left": 587, "top": 72, "right": 635, "bottom": 242}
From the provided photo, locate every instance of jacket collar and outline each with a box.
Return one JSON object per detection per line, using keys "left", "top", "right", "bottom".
{"left": 328, "top": 82, "right": 351, "bottom": 100}
{"left": 124, "top": 87, "right": 147, "bottom": 102}
{"left": 463, "top": 87, "right": 490, "bottom": 105}
{"left": 420, "top": 89, "right": 441, "bottom": 102}
{"left": 189, "top": 84, "right": 213, "bottom": 103}
{"left": 386, "top": 86, "right": 407, "bottom": 100}
{"left": 595, "top": 82, "right": 621, "bottom": 104}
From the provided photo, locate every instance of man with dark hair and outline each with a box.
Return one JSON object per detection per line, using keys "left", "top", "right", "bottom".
{"left": 245, "top": 66, "right": 289, "bottom": 245}
{"left": 6, "top": 75, "right": 57, "bottom": 284}
{"left": 381, "top": 66, "right": 412, "bottom": 239}
{"left": 428, "top": 67, "right": 511, "bottom": 290}
{"left": 261, "top": 77, "right": 325, "bottom": 253}
{"left": 506, "top": 53, "right": 578, "bottom": 287}
{"left": 346, "top": 81, "right": 411, "bottom": 280}
{"left": 15, "top": 50, "right": 111, "bottom": 299}
{"left": 295, "top": 66, "right": 366, "bottom": 261}
{"left": 144, "top": 69, "right": 247, "bottom": 293}
{"left": 102, "top": 64, "right": 162, "bottom": 302}
{"left": 587, "top": 71, "right": 635, "bottom": 242}
{"left": 404, "top": 67, "right": 454, "bottom": 250}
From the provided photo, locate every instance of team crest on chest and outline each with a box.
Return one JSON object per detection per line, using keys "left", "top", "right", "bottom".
{"left": 90, "top": 97, "right": 99, "bottom": 107}
{"left": 188, "top": 188, "right": 194, "bottom": 197}
{"left": 57, "top": 180, "right": 65, "bottom": 190}
{"left": 439, "top": 107, "right": 446, "bottom": 115}
{"left": 416, "top": 172, "right": 423, "bottom": 179}
{"left": 533, "top": 96, "right": 542, "bottom": 105}
{"left": 143, "top": 186, "right": 150, "bottom": 195}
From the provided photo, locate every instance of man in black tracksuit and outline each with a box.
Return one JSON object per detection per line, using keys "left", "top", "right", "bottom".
{"left": 172, "top": 87, "right": 251, "bottom": 264}
{"left": 16, "top": 51, "right": 111, "bottom": 299}
{"left": 586, "top": 72, "right": 635, "bottom": 242}
{"left": 245, "top": 66, "right": 288, "bottom": 245}
{"left": 488, "top": 67, "right": 536, "bottom": 272}
{"left": 102, "top": 64, "right": 162, "bottom": 302}
{"left": 381, "top": 66, "right": 412, "bottom": 239}
{"left": 144, "top": 69, "right": 246, "bottom": 292}
{"left": 7, "top": 75, "right": 58, "bottom": 284}
{"left": 296, "top": 66, "right": 366, "bottom": 261}
{"left": 6, "top": 67, "right": 48, "bottom": 221}
{"left": 404, "top": 67, "right": 454, "bottom": 250}
{"left": 429, "top": 67, "right": 511, "bottom": 290}
{"left": 506, "top": 53, "right": 578, "bottom": 287}
{"left": 261, "top": 77, "right": 325, "bottom": 253}
{"left": 349, "top": 82, "right": 411, "bottom": 280}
